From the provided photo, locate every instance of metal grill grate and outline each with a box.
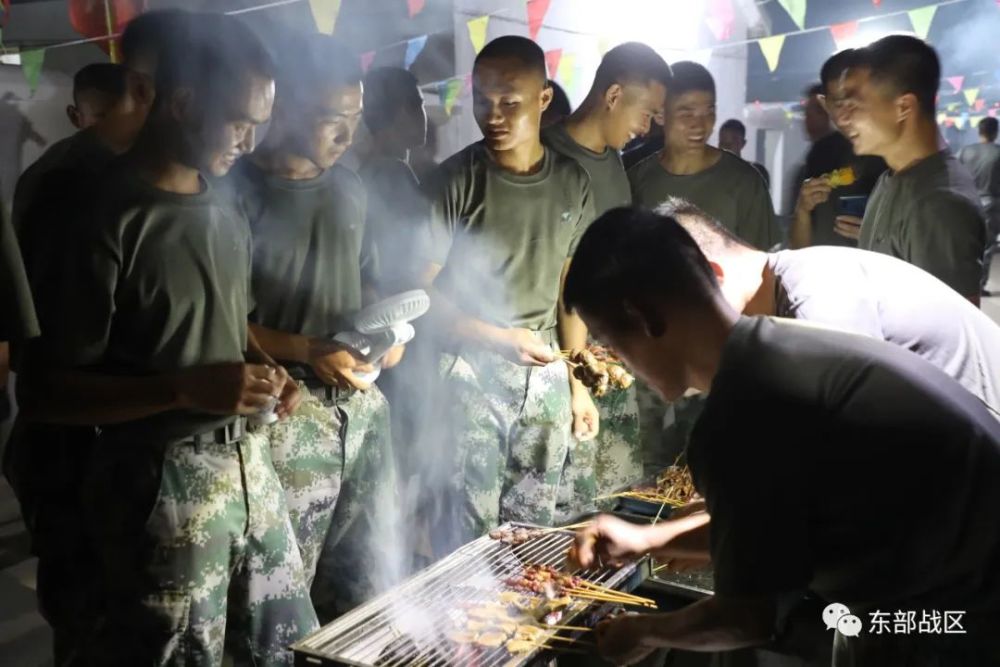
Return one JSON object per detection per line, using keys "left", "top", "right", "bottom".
{"left": 293, "top": 522, "right": 648, "bottom": 666}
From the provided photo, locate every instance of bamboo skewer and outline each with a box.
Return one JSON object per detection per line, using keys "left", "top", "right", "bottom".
{"left": 572, "top": 580, "right": 653, "bottom": 604}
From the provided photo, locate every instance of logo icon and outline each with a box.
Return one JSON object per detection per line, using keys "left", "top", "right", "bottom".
{"left": 823, "top": 602, "right": 851, "bottom": 631}
{"left": 837, "top": 614, "right": 863, "bottom": 637}
{"left": 561, "top": 211, "right": 573, "bottom": 224}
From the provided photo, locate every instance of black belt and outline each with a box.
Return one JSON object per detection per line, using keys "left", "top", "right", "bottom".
{"left": 302, "top": 380, "right": 356, "bottom": 406}
{"left": 180, "top": 417, "right": 246, "bottom": 447}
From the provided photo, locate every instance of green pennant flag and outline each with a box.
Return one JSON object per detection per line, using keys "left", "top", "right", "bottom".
{"left": 21, "top": 48, "right": 45, "bottom": 94}
{"left": 777, "top": 0, "right": 807, "bottom": 30}
{"left": 908, "top": 5, "right": 936, "bottom": 40}
{"left": 439, "top": 77, "right": 464, "bottom": 116}
{"left": 963, "top": 87, "right": 979, "bottom": 106}
{"left": 758, "top": 35, "right": 786, "bottom": 73}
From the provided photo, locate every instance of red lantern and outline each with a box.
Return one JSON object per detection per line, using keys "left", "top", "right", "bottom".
{"left": 68, "top": 0, "right": 147, "bottom": 62}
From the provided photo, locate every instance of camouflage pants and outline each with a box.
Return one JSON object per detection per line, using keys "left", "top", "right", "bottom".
{"left": 438, "top": 346, "right": 571, "bottom": 547}
{"left": 82, "top": 431, "right": 318, "bottom": 666}
{"left": 556, "top": 385, "right": 641, "bottom": 520}
{"left": 265, "top": 383, "right": 398, "bottom": 620}
{"left": 636, "top": 382, "right": 706, "bottom": 475}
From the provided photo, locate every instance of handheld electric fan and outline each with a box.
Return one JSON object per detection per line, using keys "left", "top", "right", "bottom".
{"left": 332, "top": 289, "right": 431, "bottom": 384}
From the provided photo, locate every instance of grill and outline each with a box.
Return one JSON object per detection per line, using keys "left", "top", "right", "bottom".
{"left": 292, "top": 522, "right": 650, "bottom": 666}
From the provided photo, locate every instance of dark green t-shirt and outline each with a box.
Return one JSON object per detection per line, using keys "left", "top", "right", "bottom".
{"left": 860, "top": 151, "right": 986, "bottom": 297}
{"left": 628, "top": 149, "right": 780, "bottom": 250}
{"left": 10, "top": 134, "right": 77, "bottom": 234}
{"left": 427, "top": 142, "right": 595, "bottom": 330}
{"left": 358, "top": 155, "right": 430, "bottom": 294}
{"left": 57, "top": 169, "right": 252, "bottom": 441}
{"left": 542, "top": 122, "right": 631, "bottom": 215}
{"left": 227, "top": 159, "right": 375, "bottom": 338}
{"left": 0, "top": 200, "right": 38, "bottom": 341}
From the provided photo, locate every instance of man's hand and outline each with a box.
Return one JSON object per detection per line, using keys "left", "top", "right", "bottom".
{"left": 172, "top": 362, "right": 280, "bottom": 415}
{"left": 493, "top": 328, "right": 556, "bottom": 366}
{"left": 571, "top": 386, "right": 599, "bottom": 441}
{"left": 568, "top": 514, "right": 652, "bottom": 569}
{"left": 274, "top": 366, "right": 301, "bottom": 419}
{"left": 833, "top": 214, "right": 863, "bottom": 240}
{"left": 597, "top": 614, "right": 657, "bottom": 666}
{"left": 381, "top": 345, "right": 405, "bottom": 369}
{"left": 795, "top": 177, "right": 832, "bottom": 216}
{"left": 308, "top": 338, "right": 373, "bottom": 391}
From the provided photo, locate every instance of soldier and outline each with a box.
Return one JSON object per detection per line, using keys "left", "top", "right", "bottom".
{"left": 627, "top": 60, "right": 779, "bottom": 250}
{"left": 423, "top": 36, "right": 598, "bottom": 548}
{"left": 541, "top": 42, "right": 670, "bottom": 517}
{"left": 26, "top": 16, "right": 316, "bottom": 665}
{"left": 627, "top": 60, "right": 780, "bottom": 470}
{"left": 227, "top": 33, "right": 401, "bottom": 620}
{"left": 5, "top": 11, "right": 190, "bottom": 664}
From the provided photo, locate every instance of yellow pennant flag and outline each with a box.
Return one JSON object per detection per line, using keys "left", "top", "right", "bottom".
{"left": 467, "top": 15, "right": 490, "bottom": 54}
{"left": 309, "top": 0, "right": 342, "bottom": 34}
{"left": 964, "top": 87, "right": 979, "bottom": 106}
{"left": 597, "top": 36, "right": 612, "bottom": 56}
{"left": 908, "top": 5, "right": 936, "bottom": 41}
{"left": 936, "top": 112, "right": 946, "bottom": 124}
{"left": 777, "top": 0, "right": 807, "bottom": 30}
{"left": 557, "top": 52, "right": 577, "bottom": 94}
{"left": 954, "top": 115, "right": 966, "bottom": 130}
{"left": 758, "top": 35, "right": 786, "bottom": 73}
{"left": 970, "top": 115, "right": 986, "bottom": 127}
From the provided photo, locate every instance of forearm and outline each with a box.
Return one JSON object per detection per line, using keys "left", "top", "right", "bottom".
{"left": 246, "top": 326, "right": 278, "bottom": 365}
{"left": 638, "top": 595, "right": 776, "bottom": 652}
{"left": 249, "top": 323, "right": 309, "bottom": 365}
{"left": 788, "top": 208, "right": 812, "bottom": 249}
{"left": 558, "top": 260, "right": 588, "bottom": 393}
{"left": 19, "top": 369, "right": 180, "bottom": 425}
{"left": 426, "top": 280, "right": 507, "bottom": 348}
{"left": 646, "top": 513, "right": 712, "bottom": 561}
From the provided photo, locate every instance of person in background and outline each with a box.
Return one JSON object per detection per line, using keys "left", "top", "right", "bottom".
{"left": 541, "top": 79, "right": 572, "bottom": 128}
{"left": 541, "top": 41, "right": 670, "bottom": 518}
{"left": 564, "top": 207, "right": 1000, "bottom": 667}
{"left": 358, "top": 66, "right": 431, "bottom": 294}
{"left": 66, "top": 63, "right": 127, "bottom": 130}
{"left": 22, "top": 15, "right": 317, "bottom": 664}
{"left": 717, "top": 118, "right": 769, "bottom": 188}
{"left": 628, "top": 61, "right": 779, "bottom": 250}
{"left": 790, "top": 54, "right": 887, "bottom": 249}
{"left": 423, "top": 36, "right": 598, "bottom": 548}
{"left": 661, "top": 197, "right": 1000, "bottom": 418}
{"left": 4, "top": 11, "right": 190, "bottom": 664}
{"left": 837, "top": 35, "right": 985, "bottom": 304}
{"left": 228, "top": 33, "right": 401, "bottom": 620}
{"left": 0, "top": 92, "right": 46, "bottom": 208}
{"left": 958, "top": 116, "right": 1000, "bottom": 295}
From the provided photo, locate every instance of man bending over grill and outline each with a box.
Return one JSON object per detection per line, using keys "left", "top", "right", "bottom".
{"left": 423, "top": 35, "right": 599, "bottom": 547}
{"left": 27, "top": 16, "right": 318, "bottom": 665}
{"left": 565, "top": 207, "right": 1000, "bottom": 666}
{"left": 226, "top": 32, "right": 400, "bottom": 620}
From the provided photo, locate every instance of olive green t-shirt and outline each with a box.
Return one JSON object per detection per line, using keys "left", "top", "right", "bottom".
{"left": 542, "top": 122, "right": 631, "bottom": 215}
{"left": 627, "top": 149, "right": 780, "bottom": 250}
{"left": 57, "top": 170, "right": 252, "bottom": 441}
{"left": 0, "top": 200, "right": 38, "bottom": 341}
{"left": 227, "top": 159, "right": 375, "bottom": 338}
{"left": 859, "top": 151, "right": 986, "bottom": 297}
{"left": 358, "top": 155, "right": 430, "bottom": 294}
{"left": 427, "top": 142, "right": 596, "bottom": 330}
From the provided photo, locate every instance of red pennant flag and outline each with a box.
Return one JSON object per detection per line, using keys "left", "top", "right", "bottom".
{"left": 360, "top": 50, "right": 376, "bottom": 73}
{"left": 946, "top": 76, "right": 964, "bottom": 93}
{"left": 527, "top": 0, "right": 552, "bottom": 40}
{"left": 545, "top": 48, "right": 562, "bottom": 79}
{"left": 407, "top": 0, "right": 425, "bottom": 18}
{"left": 872, "top": 0, "right": 881, "bottom": 6}
{"left": 0, "top": 0, "right": 11, "bottom": 28}
{"left": 990, "top": 109, "right": 998, "bottom": 118}
{"left": 976, "top": 98, "right": 986, "bottom": 112}
{"left": 68, "top": 0, "right": 146, "bottom": 61}
{"left": 829, "top": 21, "right": 858, "bottom": 49}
